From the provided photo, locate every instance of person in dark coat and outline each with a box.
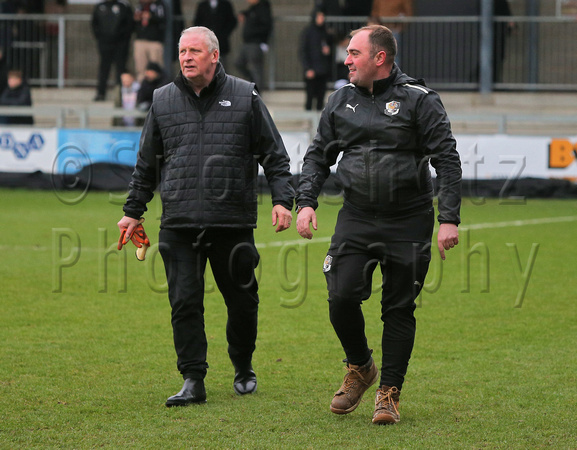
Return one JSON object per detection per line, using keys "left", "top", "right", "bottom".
{"left": 0, "top": 48, "right": 8, "bottom": 94}
{"left": 117, "top": 27, "right": 294, "bottom": 406}
{"left": 235, "top": 0, "right": 273, "bottom": 91}
{"left": 136, "top": 61, "right": 168, "bottom": 111}
{"left": 299, "top": 8, "right": 333, "bottom": 111}
{"left": 493, "top": 0, "right": 514, "bottom": 83}
{"left": 315, "top": 0, "right": 341, "bottom": 16}
{"left": 296, "top": 25, "right": 461, "bottom": 426}
{"left": 0, "top": 69, "right": 33, "bottom": 125}
{"left": 193, "top": 0, "right": 237, "bottom": 68}
{"left": 342, "top": 0, "right": 373, "bottom": 16}
{"left": 91, "top": 0, "right": 134, "bottom": 101}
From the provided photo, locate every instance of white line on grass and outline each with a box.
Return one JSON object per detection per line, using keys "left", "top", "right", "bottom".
{"left": 256, "top": 215, "right": 577, "bottom": 248}
{"left": 461, "top": 215, "right": 577, "bottom": 230}
{"left": 4, "top": 216, "right": 577, "bottom": 252}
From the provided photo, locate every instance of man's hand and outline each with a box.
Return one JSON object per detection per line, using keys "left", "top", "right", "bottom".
{"left": 296, "top": 207, "right": 317, "bottom": 240}
{"left": 272, "top": 205, "right": 293, "bottom": 232}
{"left": 117, "top": 216, "right": 151, "bottom": 260}
{"left": 437, "top": 223, "right": 459, "bottom": 260}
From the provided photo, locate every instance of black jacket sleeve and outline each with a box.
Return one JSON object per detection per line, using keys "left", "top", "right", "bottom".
{"left": 122, "top": 106, "right": 164, "bottom": 219}
{"left": 416, "top": 91, "right": 462, "bottom": 225}
{"left": 295, "top": 106, "right": 341, "bottom": 210}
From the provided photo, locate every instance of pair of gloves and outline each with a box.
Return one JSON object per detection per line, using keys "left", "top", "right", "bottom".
{"left": 117, "top": 218, "right": 150, "bottom": 261}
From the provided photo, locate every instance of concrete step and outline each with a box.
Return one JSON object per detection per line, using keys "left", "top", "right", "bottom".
{"left": 31, "top": 87, "right": 116, "bottom": 106}
{"left": 26, "top": 87, "right": 577, "bottom": 135}
{"left": 31, "top": 86, "right": 577, "bottom": 112}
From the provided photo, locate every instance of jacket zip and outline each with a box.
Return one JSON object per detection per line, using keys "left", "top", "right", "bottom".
{"left": 366, "top": 94, "right": 377, "bottom": 204}
{"left": 198, "top": 110, "right": 205, "bottom": 226}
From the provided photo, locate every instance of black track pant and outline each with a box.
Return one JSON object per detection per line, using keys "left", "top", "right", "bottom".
{"left": 159, "top": 228, "right": 260, "bottom": 380}
{"left": 96, "top": 40, "right": 129, "bottom": 97}
{"left": 304, "top": 75, "right": 328, "bottom": 111}
{"left": 324, "top": 205, "right": 434, "bottom": 390}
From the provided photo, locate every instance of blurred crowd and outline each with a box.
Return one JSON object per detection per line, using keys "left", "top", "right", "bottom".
{"left": 0, "top": 0, "right": 514, "bottom": 124}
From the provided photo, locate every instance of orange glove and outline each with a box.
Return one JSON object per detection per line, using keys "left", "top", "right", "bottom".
{"left": 118, "top": 218, "right": 150, "bottom": 261}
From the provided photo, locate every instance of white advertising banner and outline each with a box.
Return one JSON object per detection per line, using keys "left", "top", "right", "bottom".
{"left": 455, "top": 135, "right": 577, "bottom": 181}
{"left": 0, "top": 128, "right": 58, "bottom": 173}
{"left": 2, "top": 128, "right": 577, "bottom": 181}
{"left": 282, "top": 133, "right": 577, "bottom": 180}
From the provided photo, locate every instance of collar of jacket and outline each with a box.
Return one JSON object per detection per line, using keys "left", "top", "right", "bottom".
{"left": 371, "top": 64, "right": 400, "bottom": 95}
{"left": 174, "top": 62, "right": 225, "bottom": 99}
{"left": 355, "top": 64, "right": 411, "bottom": 96}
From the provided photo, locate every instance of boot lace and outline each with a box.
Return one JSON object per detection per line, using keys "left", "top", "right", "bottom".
{"left": 343, "top": 365, "right": 375, "bottom": 390}
{"left": 375, "top": 387, "right": 399, "bottom": 417}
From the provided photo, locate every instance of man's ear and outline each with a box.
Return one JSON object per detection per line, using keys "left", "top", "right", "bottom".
{"left": 375, "top": 50, "right": 387, "bottom": 67}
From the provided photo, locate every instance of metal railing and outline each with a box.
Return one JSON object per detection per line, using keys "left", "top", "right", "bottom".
{"left": 272, "top": 14, "right": 577, "bottom": 91}
{"left": 3, "top": 104, "right": 577, "bottom": 136}
{"left": 1, "top": 13, "right": 577, "bottom": 91}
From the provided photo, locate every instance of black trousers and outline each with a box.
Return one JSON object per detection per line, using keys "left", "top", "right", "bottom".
{"left": 96, "top": 40, "right": 129, "bottom": 97}
{"left": 304, "top": 75, "right": 328, "bottom": 111}
{"left": 159, "top": 228, "right": 260, "bottom": 380}
{"left": 235, "top": 42, "right": 264, "bottom": 91}
{"left": 324, "top": 204, "right": 434, "bottom": 390}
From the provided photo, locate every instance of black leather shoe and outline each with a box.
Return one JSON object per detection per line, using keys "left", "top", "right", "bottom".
{"left": 233, "top": 365, "right": 257, "bottom": 395}
{"left": 165, "top": 378, "right": 207, "bottom": 407}
{"left": 93, "top": 94, "right": 105, "bottom": 102}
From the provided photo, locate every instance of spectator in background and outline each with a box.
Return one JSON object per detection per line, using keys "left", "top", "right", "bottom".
{"left": 0, "top": 48, "right": 8, "bottom": 93}
{"left": 91, "top": 0, "right": 134, "bottom": 101}
{"left": 133, "top": 0, "right": 166, "bottom": 82}
{"left": 299, "top": 8, "right": 332, "bottom": 111}
{"left": 370, "top": 0, "right": 413, "bottom": 67}
{"left": 0, "top": 69, "right": 33, "bottom": 125}
{"left": 235, "top": 0, "right": 272, "bottom": 92}
{"left": 333, "top": 34, "right": 350, "bottom": 89}
{"left": 493, "top": 0, "right": 514, "bottom": 83}
{"left": 114, "top": 72, "right": 141, "bottom": 127}
{"left": 341, "top": 0, "right": 373, "bottom": 40}
{"left": 22, "top": 0, "right": 44, "bottom": 13}
{"left": 0, "top": 0, "right": 17, "bottom": 67}
{"left": 314, "top": 0, "right": 341, "bottom": 52}
{"left": 342, "top": 0, "right": 373, "bottom": 17}
{"left": 170, "top": 0, "right": 185, "bottom": 64}
{"left": 193, "top": 0, "right": 237, "bottom": 69}
{"left": 315, "top": 0, "right": 341, "bottom": 16}
{"left": 136, "top": 61, "right": 168, "bottom": 112}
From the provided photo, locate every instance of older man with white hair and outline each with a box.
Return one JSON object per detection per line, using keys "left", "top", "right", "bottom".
{"left": 117, "top": 26, "right": 294, "bottom": 406}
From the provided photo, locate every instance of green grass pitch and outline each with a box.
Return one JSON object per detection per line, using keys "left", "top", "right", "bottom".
{"left": 1, "top": 188, "right": 576, "bottom": 448}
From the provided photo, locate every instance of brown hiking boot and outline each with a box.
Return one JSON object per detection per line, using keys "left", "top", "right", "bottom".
{"left": 330, "top": 357, "right": 379, "bottom": 414}
{"left": 372, "top": 385, "right": 401, "bottom": 425}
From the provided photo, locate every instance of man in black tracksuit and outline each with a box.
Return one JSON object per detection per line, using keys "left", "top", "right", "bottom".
{"left": 118, "top": 26, "right": 294, "bottom": 406}
{"left": 91, "top": 0, "right": 134, "bottom": 101}
{"left": 299, "top": 8, "right": 333, "bottom": 111}
{"left": 296, "top": 25, "right": 462, "bottom": 425}
{"left": 235, "top": 0, "right": 273, "bottom": 91}
{"left": 193, "top": 0, "right": 238, "bottom": 69}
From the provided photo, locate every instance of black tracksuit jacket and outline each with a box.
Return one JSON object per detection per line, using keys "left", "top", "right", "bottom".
{"left": 296, "top": 65, "right": 462, "bottom": 225}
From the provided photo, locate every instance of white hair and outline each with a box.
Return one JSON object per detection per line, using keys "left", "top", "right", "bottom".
{"left": 179, "top": 26, "right": 220, "bottom": 55}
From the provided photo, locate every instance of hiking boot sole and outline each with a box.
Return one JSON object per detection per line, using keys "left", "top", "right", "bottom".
{"left": 372, "top": 414, "right": 400, "bottom": 425}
